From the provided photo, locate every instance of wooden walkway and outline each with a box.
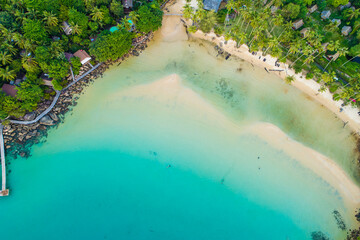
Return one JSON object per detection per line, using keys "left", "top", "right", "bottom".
{"left": 163, "top": 13, "right": 183, "bottom": 16}
{"left": 0, "top": 63, "right": 101, "bottom": 196}
{"left": 0, "top": 125, "right": 9, "bottom": 196}
{"left": 10, "top": 63, "right": 101, "bottom": 125}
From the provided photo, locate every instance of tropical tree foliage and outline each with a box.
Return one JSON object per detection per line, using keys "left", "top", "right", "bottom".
{"left": 89, "top": 30, "right": 133, "bottom": 62}
{"left": 0, "top": 0, "right": 164, "bottom": 119}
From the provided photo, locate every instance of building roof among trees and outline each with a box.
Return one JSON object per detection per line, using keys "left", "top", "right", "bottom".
{"left": 308, "top": 5, "right": 318, "bottom": 13}
{"left": 341, "top": 26, "right": 352, "bottom": 36}
{"left": 300, "top": 28, "right": 309, "bottom": 37}
{"left": 122, "top": 0, "right": 133, "bottom": 8}
{"left": 292, "top": 19, "right": 304, "bottom": 30}
{"left": 74, "top": 50, "right": 91, "bottom": 65}
{"left": 203, "top": 0, "right": 222, "bottom": 12}
{"left": 1, "top": 84, "right": 18, "bottom": 97}
{"left": 331, "top": 19, "right": 341, "bottom": 27}
{"left": 321, "top": 10, "right": 331, "bottom": 19}
{"left": 61, "top": 21, "right": 72, "bottom": 35}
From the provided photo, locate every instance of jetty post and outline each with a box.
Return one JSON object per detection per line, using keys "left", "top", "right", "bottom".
{"left": 0, "top": 124, "right": 9, "bottom": 196}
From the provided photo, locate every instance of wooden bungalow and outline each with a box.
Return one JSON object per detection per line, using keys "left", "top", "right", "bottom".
{"left": 341, "top": 26, "right": 352, "bottom": 36}
{"left": 331, "top": 19, "right": 341, "bottom": 27}
{"left": 270, "top": 6, "right": 278, "bottom": 14}
{"left": 62, "top": 21, "right": 72, "bottom": 35}
{"left": 1, "top": 84, "right": 18, "bottom": 97}
{"left": 308, "top": 5, "right": 318, "bottom": 13}
{"left": 73, "top": 50, "right": 92, "bottom": 66}
{"left": 122, "top": 0, "right": 133, "bottom": 14}
{"left": 292, "top": 19, "right": 304, "bottom": 30}
{"left": 41, "top": 73, "right": 53, "bottom": 87}
{"left": 339, "top": 2, "right": 351, "bottom": 10}
{"left": 203, "top": 0, "right": 222, "bottom": 12}
{"left": 321, "top": 10, "right": 331, "bottom": 19}
{"left": 326, "top": 52, "right": 340, "bottom": 61}
{"left": 300, "top": 28, "right": 309, "bottom": 38}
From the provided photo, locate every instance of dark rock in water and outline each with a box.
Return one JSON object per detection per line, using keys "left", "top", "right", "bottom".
{"left": 49, "top": 112, "right": 58, "bottom": 122}
{"left": 132, "top": 50, "right": 139, "bottom": 56}
{"left": 24, "top": 112, "right": 36, "bottom": 121}
{"left": 355, "top": 209, "right": 360, "bottom": 222}
{"left": 311, "top": 231, "right": 329, "bottom": 240}
{"left": 333, "top": 210, "right": 346, "bottom": 230}
{"left": 19, "top": 152, "right": 25, "bottom": 158}
{"left": 39, "top": 115, "right": 55, "bottom": 126}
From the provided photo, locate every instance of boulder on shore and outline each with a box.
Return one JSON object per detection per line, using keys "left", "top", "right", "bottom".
{"left": 49, "top": 112, "right": 59, "bottom": 122}
{"left": 24, "top": 112, "right": 36, "bottom": 121}
{"left": 39, "top": 115, "right": 55, "bottom": 126}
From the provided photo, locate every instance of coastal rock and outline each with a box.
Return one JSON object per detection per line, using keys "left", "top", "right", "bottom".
{"left": 132, "top": 50, "right": 140, "bottom": 56}
{"left": 49, "top": 113, "right": 59, "bottom": 122}
{"left": 40, "top": 115, "right": 55, "bottom": 126}
{"left": 24, "top": 112, "right": 36, "bottom": 121}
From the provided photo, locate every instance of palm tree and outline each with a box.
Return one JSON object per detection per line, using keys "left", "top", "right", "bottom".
{"left": 290, "top": 44, "right": 312, "bottom": 67}
{"left": 278, "top": 21, "right": 292, "bottom": 38}
{"left": 0, "top": 51, "right": 13, "bottom": 65}
{"left": 284, "top": 40, "right": 301, "bottom": 59}
{"left": 269, "top": 15, "right": 284, "bottom": 34}
{"left": 285, "top": 75, "right": 295, "bottom": 84}
{"left": 324, "top": 46, "right": 348, "bottom": 70}
{"left": 264, "top": 37, "right": 278, "bottom": 54}
{"left": 27, "top": 8, "right": 39, "bottom": 19}
{"left": 23, "top": 39, "right": 36, "bottom": 52}
{"left": 345, "top": 8, "right": 360, "bottom": 20}
{"left": 183, "top": 4, "right": 193, "bottom": 19}
{"left": 224, "top": 0, "right": 235, "bottom": 28}
{"left": 21, "top": 55, "right": 38, "bottom": 72}
{"left": 0, "top": 66, "right": 16, "bottom": 81}
{"left": 43, "top": 11, "right": 58, "bottom": 27}
{"left": 120, "top": 17, "right": 132, "bottom": 31}
{"left": 91, "top": 7, "right": 104, "bottom": 22}
{"left": 325, "top": 21, "right": 338, "bottom": 33}
{"left": 129, "top": 11, "right": 139, "bottom": 24}
{"left": 199, "top": 10, "right": 217, "bottom": 33}
{"left": 1, "top": 42, "right": 17, "bottom": 55}
{"left": 301, "top": 55, "right": 315, "bottom": 66}
{"left": 342, "top": 49, "right": 360, "bottom": 67}
{"left": 321, "top": 71, "right": 336, "bottom": 84}
{"left": 351, "top": 20, "right": 360, "bottom": 35}
{"left": 50, "top": 42, "right": 64, "bottom": 58}
{"left": 70, "top": 22, "right": 82, "bottom": 35}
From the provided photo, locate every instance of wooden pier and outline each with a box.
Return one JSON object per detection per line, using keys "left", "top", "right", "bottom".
{"left": 0, "top": 125, "right": 9, "bottom": 196}
{"left": 0, "top": 63, "right": 102, "bottom": 196}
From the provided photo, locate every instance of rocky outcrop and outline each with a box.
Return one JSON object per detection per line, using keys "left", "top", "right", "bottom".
{"left": 2, "top": 31, "right": 154, "bottom": 160}
{"left": 49, "top": 112, "right": 58, "bottom": 122}
{"left": 24, "top": 112, "right": 36, "bottom": 121}
{"left": 39, "top": 115, "right": 55, "bottom": 126}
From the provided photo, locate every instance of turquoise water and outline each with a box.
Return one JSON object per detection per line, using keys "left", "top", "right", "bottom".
{"left": 1, "top": 30, "right": 360, "bottom": 239}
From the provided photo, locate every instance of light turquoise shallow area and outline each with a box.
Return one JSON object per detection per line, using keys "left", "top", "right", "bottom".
{"left": 1, "top": 35, "right": 360, "bottom": 239}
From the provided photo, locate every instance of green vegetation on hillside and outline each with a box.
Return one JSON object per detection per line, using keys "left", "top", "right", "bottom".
{"left": 185, "top": 0, "right": 360, "bottom": 108}
{"left": 0, "top": 0, "right": 163, "bottom": 120}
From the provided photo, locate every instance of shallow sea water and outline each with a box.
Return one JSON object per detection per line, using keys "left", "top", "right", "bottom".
{"left": 1, "top": 30, "right": 360, "bottom": 239}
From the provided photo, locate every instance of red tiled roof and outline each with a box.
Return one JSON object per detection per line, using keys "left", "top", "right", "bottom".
{"left": 1, "top": 84, "right": 18, "bottom": 97}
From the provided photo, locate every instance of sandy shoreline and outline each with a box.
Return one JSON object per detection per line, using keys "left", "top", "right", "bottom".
{"left": 189, "top": 31, "right": 360, "bottom": 134}
{"left": 163, "top": 0, "right": 360, "bottom": 134}
{"left": 126, "top": 73, "right": 360, "bottom": 216}
{"left": 158, "top": 1, "right": 360, "bottom": 223}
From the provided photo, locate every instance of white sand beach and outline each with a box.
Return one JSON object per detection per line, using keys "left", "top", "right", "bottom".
{"left": 162, "top": 0, "right": 360, "bottom": 134}
{"left": 119, "top": 74, "right": 360, "bottom": 216}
